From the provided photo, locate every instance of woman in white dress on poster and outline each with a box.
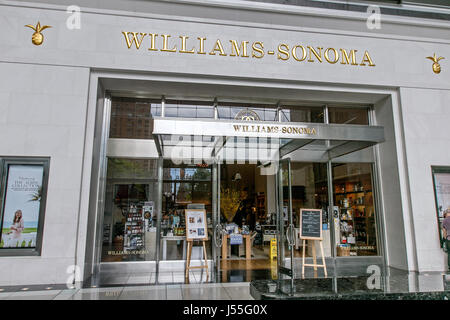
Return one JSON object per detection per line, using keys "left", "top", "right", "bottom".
{"left": 5, "top": 210, "right": 25, "bottom": 247}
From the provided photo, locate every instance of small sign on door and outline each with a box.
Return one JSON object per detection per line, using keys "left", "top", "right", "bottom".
{"left": 270, "top": 238, "right": 277, "bottom": 260}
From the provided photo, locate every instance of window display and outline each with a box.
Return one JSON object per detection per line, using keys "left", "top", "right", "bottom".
{"left": 332, "top": 163, "right": 378, "bottom": 256}
{"left": 161, "top": 162, "right": 212, "bottom": 261}
{"left": 101, "top": 159, "right": 158, "bottom": 262}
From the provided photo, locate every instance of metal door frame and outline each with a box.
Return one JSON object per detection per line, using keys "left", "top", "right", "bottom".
{"left": 212, "top": 159, "right": 222, "bottom": 279}
{"left": 276, "top": 158, "right": 296, "bottom": 280}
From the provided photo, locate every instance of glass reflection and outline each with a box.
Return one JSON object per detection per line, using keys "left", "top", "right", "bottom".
{"left": 218, "top": 103, "right": 278, "bottom": 121}
{"left": 281, "top": 106, "right": 324, "bottom": 123}
{"left": 328, "top": 107, "right": 369, "bottom": 125}
{"left": 109, "top": 97, "right": 161, "bottom": 139}
{"left": 165, "top": 100, "right": 214, "bottom": 119}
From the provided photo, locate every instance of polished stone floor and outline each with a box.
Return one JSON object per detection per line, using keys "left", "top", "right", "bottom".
{"left": 1, "top": 264, "right": 448, "bottom": 300}
{"left": 0, "top": 282, "right": 253, "bottom": 300}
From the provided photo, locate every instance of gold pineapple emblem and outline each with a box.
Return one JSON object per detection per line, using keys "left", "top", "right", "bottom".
{"left": 25, "top": 22, "right": 51, "bottom": 46}
{"left": 426, "top": 53, "right": 445, "bottom": 74}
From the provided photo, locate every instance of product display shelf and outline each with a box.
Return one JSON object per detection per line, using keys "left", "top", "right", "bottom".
{"left": 123, "top": 203, "right": 145, "bottom": 252}
{"left": 334, "top": 180, "right": 376, "bottom": 256}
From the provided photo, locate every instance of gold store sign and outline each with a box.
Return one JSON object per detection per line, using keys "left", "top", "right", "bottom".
{"left": 233, "top": 124, "right": 317, "bottom": 135}
{"left": 122, "top": 32, "right": 376, "bottom": 66}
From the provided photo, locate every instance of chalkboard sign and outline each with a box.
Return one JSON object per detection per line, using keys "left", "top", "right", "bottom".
{"left": 299, "top": 209, "right": 322, "bottom": 240}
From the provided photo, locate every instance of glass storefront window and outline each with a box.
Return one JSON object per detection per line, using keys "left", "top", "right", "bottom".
{"left": 332, "top": 163, "right": 378, "bottom": 256}
{"left": 101, "top": 158, "right": 159, "bottom": 262}
{"left": 161, "top": 161, "right": 212, "bottom": 260}
{"left": 109, "top": 97, "right": 161, "bottom": 139}
{"left": 107, "top": 158, "right": 158, "bottom": 180}
{"left": 165, "top": 100, "right": 214, "bottom": 119}
{"left": 328, "top": 107, "right": 369, "bottom": 125}
{"left": 280, "top": 106, "right": 324, "bottom": 123}
{"left": 103, "top": 97, "right": 382, "bottom": 273}
{"left": 218, "top": 103, "right": 278, "bottom": 121}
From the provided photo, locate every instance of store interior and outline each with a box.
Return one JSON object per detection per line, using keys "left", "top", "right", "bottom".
{"left": 219, "top": 164, "right": 273, "bottom": 268}
{"left": 100, "top": 158, "right": 379, "bottom": 274}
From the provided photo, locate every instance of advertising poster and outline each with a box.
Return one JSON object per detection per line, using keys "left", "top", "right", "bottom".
{"left": 185, "top": 209, "right": 207, "bottom": 241}
{"left": 434, "top": 172, "right": 450, "bottom": 219}
{"left": 433, "top": 171, "right": 450, "bottom": 245}
{"left": 1, "top": 165, "right": 44, "bottom": 249}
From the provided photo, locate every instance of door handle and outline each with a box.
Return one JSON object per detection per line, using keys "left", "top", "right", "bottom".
{"left": 286, "top": 224, "right": 295, "bottom": 247}
{"left": 214, "top": 224, "right": 224, "bottom": 248}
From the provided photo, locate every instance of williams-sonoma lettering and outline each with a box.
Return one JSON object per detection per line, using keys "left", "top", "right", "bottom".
{"left": 233, "top": 124, "right": 317, "bottom": 135}
{"left": 122, "top": 32, "right": 376, "bottom": 67}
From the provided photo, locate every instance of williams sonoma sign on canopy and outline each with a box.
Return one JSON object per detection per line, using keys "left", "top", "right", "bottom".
{"left": 122, "top": 32, "right": 376, "bottom": 66}
{"left": 232, "top": 123, "right": 317, "bottom": 135}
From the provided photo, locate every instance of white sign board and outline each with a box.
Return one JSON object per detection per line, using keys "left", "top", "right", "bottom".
{"left": 185, "top": 209, "right": 208, "bottom": 241}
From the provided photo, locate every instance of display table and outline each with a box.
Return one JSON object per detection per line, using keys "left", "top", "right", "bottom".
{"left": 222, "top": 234, "right": 252, "bottom": 260}
{"left": 161, "top": 235, "right": 187, "bottom": 260}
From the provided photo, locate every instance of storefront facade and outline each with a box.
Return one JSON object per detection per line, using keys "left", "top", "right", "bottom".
{"left": 0, "top": 0, "right": 449, "bottom": 286}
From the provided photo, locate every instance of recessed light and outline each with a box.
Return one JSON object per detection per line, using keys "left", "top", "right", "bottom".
{"left": 45, "top": 287, "right": 52, "bottom": 290}
{"left": 0, "top": 289, "right": 4, "bottom": 292}
{"left": 91, "top": 285, "right": 97, "bottom": 288}
{"left": 21, "top": 288, "right": 29, "bottom": 291}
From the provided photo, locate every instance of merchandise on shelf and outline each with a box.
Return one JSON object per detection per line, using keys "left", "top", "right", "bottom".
{"left": 123, "top": 203, "right": 146, "bottom": 251}
{"left": 334, "top": 179, "right": 376, "bottom": 256}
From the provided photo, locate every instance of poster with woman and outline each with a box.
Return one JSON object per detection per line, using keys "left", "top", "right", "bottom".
{"left": 432, "top": 167, "right": 450, "bottom": 247}
{"left": 0, "top": 164, "right": 44, "bottom": 249}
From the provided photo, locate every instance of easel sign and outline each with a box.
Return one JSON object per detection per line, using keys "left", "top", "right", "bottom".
{"left": 185, "top": 209, "right": 208, "bottom": 241}
{"left": 299, "top": 209, "right": 327, "bottom": 277}
{"left": 300, "top": 209, "right": 322, "bottom": 240}
{"left": 184, "top": 209, "right": 209, "bottom": 281}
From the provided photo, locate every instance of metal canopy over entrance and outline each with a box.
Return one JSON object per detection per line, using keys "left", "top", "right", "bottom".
{"left": 152, "top": 117, "right": 385, "bottom": 161}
